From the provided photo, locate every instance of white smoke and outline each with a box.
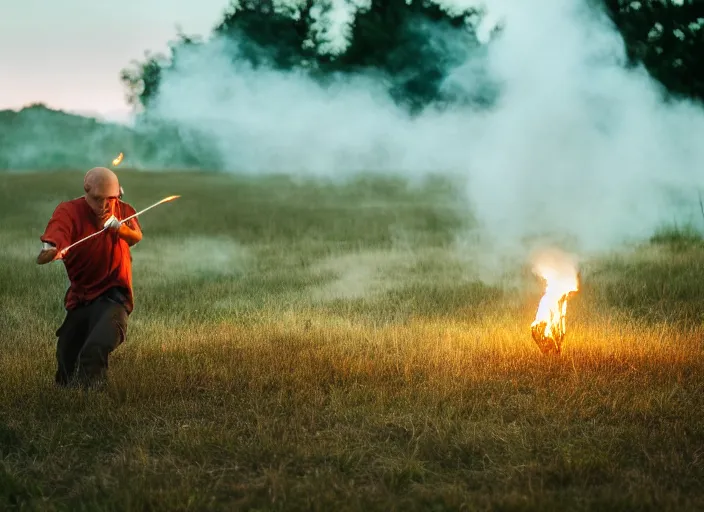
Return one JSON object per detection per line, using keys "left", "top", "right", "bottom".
{"left": 143, "top": 0, "right": 704, "bottom": 269}
{"left": 308, "top": 0, "right": 372, "bottom": 56}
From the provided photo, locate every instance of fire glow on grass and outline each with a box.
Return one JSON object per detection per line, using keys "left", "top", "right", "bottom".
{"left": 530, "top": 249, "right": 580, "bottom": 354}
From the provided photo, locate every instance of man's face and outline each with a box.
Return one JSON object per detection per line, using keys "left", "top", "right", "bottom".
{"left": 85, "top": 181, "right": 120, "bottom": 220}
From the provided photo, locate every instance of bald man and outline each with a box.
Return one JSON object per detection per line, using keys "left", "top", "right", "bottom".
{"left": 37, "top": 167, "right": 143, "bottom": 389}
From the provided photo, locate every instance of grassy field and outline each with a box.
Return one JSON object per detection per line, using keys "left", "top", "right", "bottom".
{"left": 1, "top": 169, "right": 703, "bottom": 511}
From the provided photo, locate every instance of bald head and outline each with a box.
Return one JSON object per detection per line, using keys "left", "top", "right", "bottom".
{"left": 84, "top": 167, "right": 120, "bottom": 196}
{"left": 84, "top": 167, "right": 120, "bottom": 219}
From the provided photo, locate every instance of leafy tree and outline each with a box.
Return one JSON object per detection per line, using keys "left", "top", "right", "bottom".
{"left": 113, "top": 0, "right": 704, "bottom": 171}
{"left": 213, "top": 0, "right": 317, "bottom": 70}
{"left": 599, "top": 0, "right": 704, "bottom": 103}
{"left": 120, "top": 53, "right": 163, "bottom": 110}
{"left": 120, "top": 31, "right": 203, "bottom": 110}
{"left": 324, "top": 0, "right": 482, "bottom": 112}
{"left": 120, "top": 0, "right": 482, "bottom": 113}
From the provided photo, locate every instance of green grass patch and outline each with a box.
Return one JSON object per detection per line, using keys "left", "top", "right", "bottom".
{"left": 1, "top": 170, "right": 703, "bottom": 511}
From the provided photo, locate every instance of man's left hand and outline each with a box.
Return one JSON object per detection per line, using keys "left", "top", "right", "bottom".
{"left": 103, "top": 215, "right": 121, "bottom": 231}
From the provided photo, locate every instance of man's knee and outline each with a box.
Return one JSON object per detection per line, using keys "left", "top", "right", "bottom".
{"left": 93, "top": 301, "right": 128, "bottom": 343}
{"left": 77, "top": 302, "right": 128, "bottom": 379}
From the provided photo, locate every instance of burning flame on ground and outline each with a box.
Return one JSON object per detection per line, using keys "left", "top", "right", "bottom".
{"left": 530, "top": 249, "right": 580, "bottom": 355}
{"left": 112, "top": 152, "right": 124, "bottom": 167}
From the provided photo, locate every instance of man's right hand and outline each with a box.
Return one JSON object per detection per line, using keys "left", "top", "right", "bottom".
{"left": 36, "top": 245, "right": 66, "bottom": 265}
{"left": 36, "top": 247, "right": 57, "bottom": 265}
{"left": 103, "top": 215, "right": 121, "bottom": 231}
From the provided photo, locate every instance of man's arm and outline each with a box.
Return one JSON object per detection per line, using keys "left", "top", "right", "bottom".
{"left": 106, "top": 202, "right": 143, "bottom": 246}
{"left": 117, "top": 221, "right": 142, "bottom": 246}
{"left": 37, "top": 204, "right": 73, "bottom": 265}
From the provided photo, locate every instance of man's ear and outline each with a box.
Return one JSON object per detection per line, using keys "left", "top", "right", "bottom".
{"left": 119, "top": 186, "right": 124, "bottom": 199}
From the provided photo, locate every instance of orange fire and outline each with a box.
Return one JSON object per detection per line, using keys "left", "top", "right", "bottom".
{"left": 530, "top": 249, "right": 579, "bottom": 354}
{"left": 112, "top": 152, "right": 124, "bottom": 167}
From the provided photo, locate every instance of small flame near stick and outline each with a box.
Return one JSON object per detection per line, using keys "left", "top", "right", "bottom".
{"left": 112, "top": 152, "right": 124, "bottom": 167}
{"left": 530, "top": 248, "right": 580, "bottom": 355}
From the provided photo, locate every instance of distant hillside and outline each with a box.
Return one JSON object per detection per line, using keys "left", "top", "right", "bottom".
{"left": 0, "top": 104, "right": 221, "bottom": 171}
{"left": 0, "top": 104, "right": 133, "bottom": 170}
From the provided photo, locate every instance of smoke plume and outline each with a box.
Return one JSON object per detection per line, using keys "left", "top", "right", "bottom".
{"left": 143, "top": 0, "right": 704, "bottom": 270}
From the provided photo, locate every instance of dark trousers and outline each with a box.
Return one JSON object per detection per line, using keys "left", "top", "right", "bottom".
{"left": 55, "top": 294, "right": 128, "bottom": 387}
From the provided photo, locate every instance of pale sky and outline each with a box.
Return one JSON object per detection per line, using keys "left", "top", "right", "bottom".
{"left": 0, "top": 0, "right": 230, "bottom": 122}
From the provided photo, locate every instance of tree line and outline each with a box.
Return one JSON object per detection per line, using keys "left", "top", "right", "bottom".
{"left": 120, "top": 0, "right": 704, "bottom": 116}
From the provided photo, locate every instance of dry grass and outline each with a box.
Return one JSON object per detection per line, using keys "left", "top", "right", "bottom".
{"left": 1, "top": 170, "right": 703, "bottom": 511}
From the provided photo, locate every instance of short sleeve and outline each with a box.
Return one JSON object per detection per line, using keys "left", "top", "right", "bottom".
{"left": 40, "top": 203, "right": 74, "bottom": 249}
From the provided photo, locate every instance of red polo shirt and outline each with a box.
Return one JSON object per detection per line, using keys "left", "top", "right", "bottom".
{"left": 40, "top": 197, "right": 141, "bottom": 314}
